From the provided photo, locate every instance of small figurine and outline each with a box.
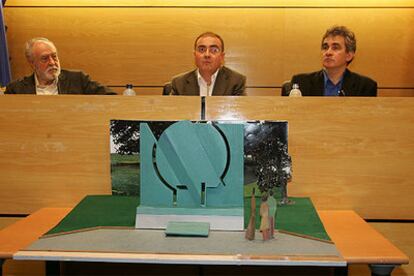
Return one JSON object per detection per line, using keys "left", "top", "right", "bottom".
{"left": 245, "top": 188, "right": 256, "bottom": 241}
{"left": 259, "top": 194, "right": 271, "bottom": 241}
{"left": 267, "top": 190, "right": 277, "bottom": 238}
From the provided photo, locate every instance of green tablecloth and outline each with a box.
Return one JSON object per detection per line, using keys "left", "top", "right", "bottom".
{"left": 47, "top": 195, "right": 330, "bottom": 241}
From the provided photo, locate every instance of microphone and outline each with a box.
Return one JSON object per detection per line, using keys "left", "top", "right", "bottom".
{"left": 338, "top": 89, "right": 346, "bottom": 96}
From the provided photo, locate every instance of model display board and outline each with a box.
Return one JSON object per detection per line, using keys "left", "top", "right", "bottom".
{"left": 45, "top": 195, "right": 331, "bottom": 241}
{"left": 15, "top": 195, "right": 343, "bottom": 269}
{"left": 110, "top": 120, "right": 290, "bottom": 231}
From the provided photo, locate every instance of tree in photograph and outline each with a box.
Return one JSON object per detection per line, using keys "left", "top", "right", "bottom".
{"left": 253, "top": 136, "right": 293, "bottom": 205}
{"left": 110, "top": 121, "right": 173, "bottom": 154}
{"left": 110, "top": 120, "right": 140, "bottom": 154}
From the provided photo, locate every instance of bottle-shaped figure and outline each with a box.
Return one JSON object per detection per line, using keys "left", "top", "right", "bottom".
{"left": 123, "top": 84, "right": 136, "bottom": 96}
{"left": 245, "top": 188, "right": 256, "bottom": 240}
{"left": 259, "top": 194, "right": 270, "bottom": 241}
{"left": 267, "top": 190, "right": 277, "bottom": 238}
{"left": 289, "top": 83, "right": 302, "bottom": 97}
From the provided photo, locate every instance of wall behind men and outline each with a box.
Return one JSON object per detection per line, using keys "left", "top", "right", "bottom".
{"left": 3, "top": 0, "right": 414, "bottom": 96}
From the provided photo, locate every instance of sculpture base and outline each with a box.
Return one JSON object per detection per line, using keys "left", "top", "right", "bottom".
{"left": 135, "top": 206, "right": 244, "bottom": 231}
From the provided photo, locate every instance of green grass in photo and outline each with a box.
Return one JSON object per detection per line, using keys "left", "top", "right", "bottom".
{"left": 111, "top": 153, "right": 140, "bottom": 196}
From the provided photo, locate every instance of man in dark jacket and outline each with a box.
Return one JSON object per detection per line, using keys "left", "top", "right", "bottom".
{"left": 166, "top": 32, "right": 246, "bottom": 96}
{"left": 5, "top": 37, "right": 114, "bottom": 95}
{"left": 282, "top": 26, "right": 377, "bottom": 97}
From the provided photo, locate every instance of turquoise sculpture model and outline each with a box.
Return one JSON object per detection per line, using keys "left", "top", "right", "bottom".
{"left": 135, "top": 121, "right": 244, "bottom": 230}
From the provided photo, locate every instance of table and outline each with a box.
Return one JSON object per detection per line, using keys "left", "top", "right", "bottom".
{"left": 0, "top": 208, "right": 409, "bottom": 276}
{"left": 318, "top": 210, "right": 409, "bottom": 275}
{"left": 0, "top": 208, "right": 71, "bottom": 276}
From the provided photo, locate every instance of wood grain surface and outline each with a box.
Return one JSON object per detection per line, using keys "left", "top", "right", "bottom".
{"left": 318, "top": 210, "right": 409, "bottom": 264}
{"left": 206, "top": 97, "right": 414, "bottom": 219}
{"left": 3, "top": 5, "right": 414, "bottom": 95}
{"left": 5, "top": 0, "right": 414, "bottom": 7}
{"left": 0, "top": 96, "right": 200, "bottom": 214}
{"left": 0, "top": 96, "right": 413, "bottom": 219}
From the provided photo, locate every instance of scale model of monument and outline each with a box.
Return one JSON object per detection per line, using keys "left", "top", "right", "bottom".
{"left": 135, "top": 121, "right": 244, "bottom": 231}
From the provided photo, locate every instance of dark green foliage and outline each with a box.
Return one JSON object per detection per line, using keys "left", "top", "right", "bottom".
{"left": 111, "top": 153, "right": 139, "bottom": 196}
{"left": 110, "top": 120, "right": 140, "bottom": 155}
{"left": 110, "top": 120, "right": 174, "bottom": 155}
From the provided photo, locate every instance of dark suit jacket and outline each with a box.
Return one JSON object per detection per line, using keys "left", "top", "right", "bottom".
{"left": 169, "top": 66, "right": 246, "bottom": 96}
{"left": 5, "top": 69, "right": 115, "bottom": 95}
{"left": 281, "top": 69, "right": 377, "bottom": 97}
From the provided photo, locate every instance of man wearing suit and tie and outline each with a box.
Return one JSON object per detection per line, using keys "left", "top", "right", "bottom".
{"left": 166, "top": 32, "right": 246, "bottom": 96}
{"left": 282, "top": 26, "right": 377, "bottom": 97}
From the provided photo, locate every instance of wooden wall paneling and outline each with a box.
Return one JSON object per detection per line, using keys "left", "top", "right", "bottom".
{"left": 378, "top": 89, "right": 414, "bottom": 97}
{"left": 5, "top": 8, "right": 279, "bottom": 85}
{"left": 109, "top": 88, "right": 414, "bottom": 97}
{"left": 0, "top": 218, "right": 20, "bottom": 230}
{"left": 0, "top": 96, "right": 201, "bottom": 214}
{"left": 5, "top": 0, "right": 414, "bottom": 7}
{"left": 4, "top": 7, "right": 414, "bottom": 92}
{"left": 248, "top": 88, "right": 414, "bottom": 97}
{"left": 110, "top": 86, "right": 164, "bottom": 95}
{"left": 245, "top": 87, "right": 279, "bottom": 96}
{"left": 254, "top": 88, "right": 414, "bottom": 97}
{"left": 205, "top": 97, "right": 414, "bottom": 220}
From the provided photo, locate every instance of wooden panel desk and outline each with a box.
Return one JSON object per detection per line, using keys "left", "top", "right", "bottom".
{"left": 0, "top": 96, "right": 412, "bottom": 275}
{"left": 0, "top": 208, "right": 408, "bottom": 276}
{"left": 1, "top": 96, "right": 413, "bottom": 219}
{"left": 0, "top": 95, "right": 201, "bottom": 215}
{"left": 206, "top": 97, "right": 414, "bottom": 220}
{"left": 318, "top": 210, "right": 409, "bottom": 275}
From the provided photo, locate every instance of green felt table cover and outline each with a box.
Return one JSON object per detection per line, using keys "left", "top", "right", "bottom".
{"left": 46, "top": 195, "right": 138, "bottom": 235}
{"left": 46, "top": 195, "right": 330, "bottom": 241}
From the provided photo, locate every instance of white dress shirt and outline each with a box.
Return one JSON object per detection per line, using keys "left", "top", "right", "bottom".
{"left": 35, "top": 74, "right": 59, "bottom": 95}
{"left": 196, "top": 69, "right": 219, "bottom": 96}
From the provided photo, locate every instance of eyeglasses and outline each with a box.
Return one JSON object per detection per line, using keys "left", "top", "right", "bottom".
{"left": 196, "top": 45, "right": 221, "bottom": 54}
